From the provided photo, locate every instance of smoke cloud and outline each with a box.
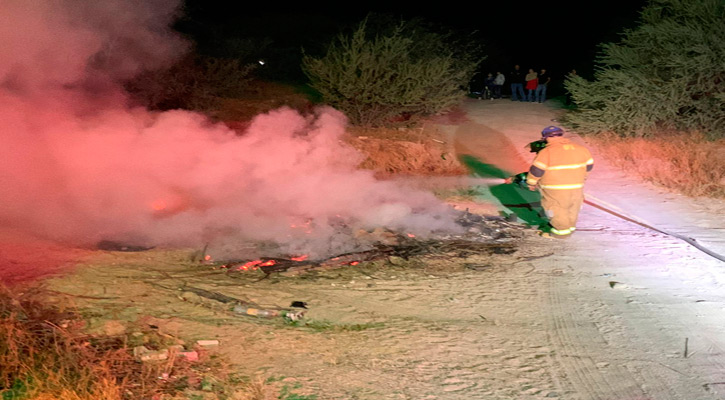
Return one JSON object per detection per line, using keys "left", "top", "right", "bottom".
{"left": 0, "top": 0, "right": 460, "bottom": 259}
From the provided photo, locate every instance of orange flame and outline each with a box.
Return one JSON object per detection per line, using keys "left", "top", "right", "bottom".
{"left": 407, "top": 233, "right": 416, "bottom": 238}
{"left": 233, "top": 259, "right": 278, "bottom": 271}
{"left": 291, "top": 255, "right": 308, "bottom": 262}
{"left": 349, "top": 261, "right": 359, "bottom": 266}
{"left": 236, "top": 260, "right": 262, "bottom": 271}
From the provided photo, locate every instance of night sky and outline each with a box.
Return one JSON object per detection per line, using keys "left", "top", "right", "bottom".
{"left": 177, "top": 0, "right": 650, "bottom": 89}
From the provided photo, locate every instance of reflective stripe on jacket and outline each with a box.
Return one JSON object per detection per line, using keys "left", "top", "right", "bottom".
{"left": 525, "top": 137, "right": 593, "bottom": 189}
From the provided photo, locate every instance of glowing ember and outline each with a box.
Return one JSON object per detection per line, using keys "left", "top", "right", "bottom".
{"left": 349, "top": 261, "right": 360, "bottom": 266}
{"left": 236, "top": 260, "right": 263, "bottom": 271}
{"left": 407, "top": 233, "right": 416, "bottom": 238}
{"left": 291, "top": 255, "right": 309, "bottom": 262}
{"left": 204, "top": 255, "right": 212, "bottom": 261}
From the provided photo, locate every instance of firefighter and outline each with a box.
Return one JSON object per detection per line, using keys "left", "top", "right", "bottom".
{"left": 525, "top": 126, "right": 593, "bottom": 239}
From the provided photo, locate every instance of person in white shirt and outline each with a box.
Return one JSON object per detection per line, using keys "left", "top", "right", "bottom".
{"left": 493, "top": 72, "right": 505, "bottom": 99}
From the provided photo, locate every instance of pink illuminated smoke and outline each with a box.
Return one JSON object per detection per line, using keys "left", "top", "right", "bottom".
{"left": 0, "top": 0, "right": 459, "bottom": 258}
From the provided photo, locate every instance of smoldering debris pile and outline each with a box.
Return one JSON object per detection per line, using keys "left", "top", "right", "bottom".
{"left": 209, "top": 210, "right": 529, "bottom": 277}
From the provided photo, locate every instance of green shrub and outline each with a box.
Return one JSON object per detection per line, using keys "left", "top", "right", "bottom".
{"left": 563, "top": 0, "right": 725, "bottom": 139}
{"left": 301, "top": 19, "right": 481, "bottom": 127}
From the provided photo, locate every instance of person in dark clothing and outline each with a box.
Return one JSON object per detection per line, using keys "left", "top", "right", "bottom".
{"left": 509, "top": 65, "right": 526, "bottom": 102}
{"left": 535, "top": 68, "right": 551, "bottom": 103}
{"left": 484, "top": 73, "right": 496, "bottom": 100}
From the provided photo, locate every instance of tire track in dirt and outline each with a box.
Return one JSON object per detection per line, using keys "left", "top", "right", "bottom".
{"left": 582, "top": 198, "right": 725, "bottom": 399}
{"left": 544, "top": 270, "right": 649, "bottom": 400}
{"left": 536, "top": 204, "right": 725, "bottom": 400}
{"left": 605, "top": 265, "right": 725, "bottom": 399}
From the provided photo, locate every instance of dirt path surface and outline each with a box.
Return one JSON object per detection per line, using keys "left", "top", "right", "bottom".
{"left": 445, "top": 99, "right": 725, "bottom": 399}
{"left": 37, "top": 99, "right": 725, "bottom": 400}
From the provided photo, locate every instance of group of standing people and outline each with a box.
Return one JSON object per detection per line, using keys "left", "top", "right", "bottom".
{"left": 508, "top": 64, "right": 550, "bottom": 103}
{"left": 483, "top": 71, "right": 506, "bottom": 99}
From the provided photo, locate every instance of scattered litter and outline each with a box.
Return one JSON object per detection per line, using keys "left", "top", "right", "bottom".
{"left": 195, "top": 340, "right": 219, "bottom": 347}
{"left": 608, "top": 281, "right": 631, "bottom": 289}
{"left": 173, "top": 284, "right": 306, "bottom": 322}
{"left": 178, "top": 351, "right": 199, "bottom": 362}
{"left": 290, "top": 301, "right": 308, "bottom": 309}
{"left": 232, "top": 305, "right": 278, "bottom": 318}
{"left": 133, "top": 346, "right": 169, "bottom": 362}
{"left": 232, "top": 305, "right": 305, "bottom": 321}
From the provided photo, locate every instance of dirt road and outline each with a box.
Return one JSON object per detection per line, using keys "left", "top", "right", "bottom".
{"left": 39, "top": 99, "right": 725, "bottom": 399}
{"left": 443, "top": 99, "right": 725, "bottom": 399}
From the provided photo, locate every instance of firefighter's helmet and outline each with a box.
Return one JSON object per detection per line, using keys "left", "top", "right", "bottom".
{"left": 541, "top": 126, "right": 564, "bottom": 138}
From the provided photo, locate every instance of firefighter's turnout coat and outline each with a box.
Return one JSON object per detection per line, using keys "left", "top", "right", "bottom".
{"left": 525, "top": 137, "right": 594, "bottom": 237}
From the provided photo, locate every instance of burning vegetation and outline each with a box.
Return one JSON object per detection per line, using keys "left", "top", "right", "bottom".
{"left": 200, "top": 209, "right": 524, "bottom": 278}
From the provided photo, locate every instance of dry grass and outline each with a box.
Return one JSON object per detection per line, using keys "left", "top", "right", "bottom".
{"left": 346, "top": 124, "right": 467, "bottom": 177}
{"left": 0, "top": 286, "right": 275, "bottom": 400}
{"left": 588, "top": 132, "right": 725, "bottom": 199}
{"left": 0, "top": 286, "right": 129, "bottom": 399}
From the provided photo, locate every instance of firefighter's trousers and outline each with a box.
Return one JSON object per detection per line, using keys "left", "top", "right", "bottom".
{"left": 540, "top": 187, "right": 584, "bottom": 236}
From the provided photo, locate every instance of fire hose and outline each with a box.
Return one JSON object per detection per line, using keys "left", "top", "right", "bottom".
{"left": 582, "top": 193, "right": 725, "bottom": 263}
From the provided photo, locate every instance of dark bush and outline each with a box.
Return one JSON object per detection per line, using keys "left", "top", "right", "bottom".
{"left": 302, "top": 19, "right": 481, "bottom": 127}
{"left": 563, "top": 0, "right": 725, "bottom": 139}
